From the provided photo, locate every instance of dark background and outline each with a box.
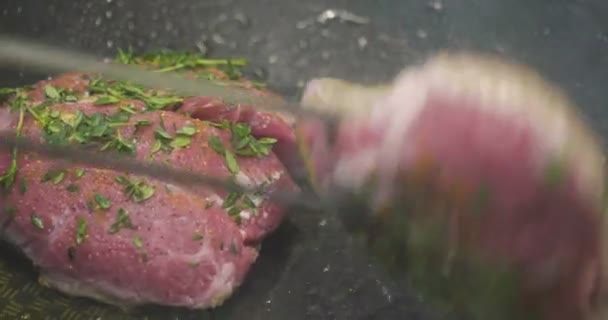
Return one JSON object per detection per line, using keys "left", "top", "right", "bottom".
{"left": 0, "top": 1, "right": 608, "bottom": 319}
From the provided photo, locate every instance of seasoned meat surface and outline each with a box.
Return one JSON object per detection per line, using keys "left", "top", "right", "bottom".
{"left": 0, "top": 67, "right": 298, "bottom": 309}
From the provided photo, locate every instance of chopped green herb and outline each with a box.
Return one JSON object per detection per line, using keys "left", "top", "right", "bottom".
{"left": 31, "top": 213, "right": 44, "bottom": 230}
{"left": 76, "top": 218, "right": 88, "bottom": 245}
{"left": 52, "top": 171, "right": 65, "bottom": 184}
{"left": 119, "top": 104, "right": 137, "bottom": 114}
{"left": 75, "top": 168, "right": 85, "bottom": 178}
{"left": 215, "top": 123, "right": 271, "bottom": 160}
{"left": 40, "top": 84, "right": 78, "bottom": 103}
{"left": 166, "top": 124, "right": 196, "bottom": 149}
{"left": 230, "top": 123, "right": 250, "bottom": 149}
{"left": 133, "top": 235, "right": 143, "bottom": 249}
{"left": 231, "top": 123, "right": 251, "bottom": 139}
{"left": 106, "top": 110, "right": 131, "bottom": 124}
{"left": 176, "top": 125, "right": 197, "bottom": 136}
{"left": 226, "top": 123, "right": 277, "bottom": 158}
{"left": 41, "top": 170, "right": 66, "bottom": 185}
{"left": 209, "top": 135, "right": 225, "bottom": 154}
{"left": 0, "top": 87, "right": 18, "bottom": 97}
{"left": 116, "top": 176, "right": 156, "bottom": 202}
{"left": 224, "top": 150, "right": 239, "bottom": 174}
{"left": 170, "top": 136, "right": 191, "bottom": 148}
{"left": 145, "top": 95, "right": 183, "bottom": 110}
{"left": 243, "top": 196, "right": 257, "bottom": 209}
{"left": 258, "top": 137, "right": 278, "bottom": 144}
{"left": 109, "top": 208, "right": 134, "bottom": 234}
{"left": 208, "top": 120, "right": 229, "bottom": 129}
{"left": 236, "top": 138, "right": 276, "bottom": 157}
{"left": 192, "top": 232, "right": 204, "bottom": 241}
{"left": 219, "top": 187, "right": 260, "bottom": 223}
{"left": 234, "top": 136, "right": 251, "bottom": 149}
{"left": 227, "top": 206, "right": 242, "bottom": 219}
{"left": 94, "top": 193, "right": 111, "bottom": 210}
{"left": 135, "top": 120, "right": 152, "bottom": 129}
{"left": 223, "top": 192, "right": 242, "bottom": 208}
{"left": 19, "top": 178, "right": 27, "bottom": 194}
{"left": 154, "top": 127, "right": 173, "bottom": 140}
{"left": 150, "top": 139, "right": 162, "bottom": 154}
{"left": 44, "top": 85, "right": 61, "bottom": 100}
{"left": 39, "top": 106, "right": 137, "bottom": 154}
{"left": 0, "top": 98, "right": 26, "bottom": 190}
{"left": 150, "top": 122, "right": 179, "bottom": 153}
{"left": 64, "top": 95, "right": 78, "bottom": 102}
{"left": 94, "top": 95, "right": 121, "bottom": 105}
{"left": 114, "top": 176, "right": 129, "bottom": 185}
{"left": 116, "top": 48, "right": 135, "bottom": 64}
{"left": 66, "top": 184, "right": 79, "bottom": 193}
{"left": 100, "top": 131, "right": 136, "bottom": 153}
{"left": 122, "top": 49, "right": 247, "bottom": 74}
{"left": 132, "top": 184, "right": 155, "bottom": 202}
{"left": 221, "top": 61, "right": 244, "bottom": 80}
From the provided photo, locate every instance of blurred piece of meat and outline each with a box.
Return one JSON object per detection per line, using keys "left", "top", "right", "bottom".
{"left": 296, "top": 52, "right": 608, "bottom": 320}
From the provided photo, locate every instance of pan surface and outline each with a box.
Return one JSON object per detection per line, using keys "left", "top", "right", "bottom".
{"left": 1, "top": 0, "right": 608, "bottom": 319}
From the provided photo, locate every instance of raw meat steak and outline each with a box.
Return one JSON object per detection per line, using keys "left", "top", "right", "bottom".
{"left": 0, "top": 67, "right": 298, "bottom": 309}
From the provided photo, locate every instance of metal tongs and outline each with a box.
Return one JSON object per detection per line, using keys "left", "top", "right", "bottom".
{"left": 0, "top": 35, "right": 350, "bottom": 214}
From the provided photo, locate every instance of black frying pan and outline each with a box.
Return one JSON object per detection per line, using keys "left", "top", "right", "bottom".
{"left": 0, "top": 1, "right": 608, "bottom": 319}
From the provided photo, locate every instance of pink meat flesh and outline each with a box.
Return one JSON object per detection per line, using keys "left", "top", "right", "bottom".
{"left": 0, "top": 73, "right": 299, "bottom": 309}
{"left": 180, "top": 96, "right": 304, "bottom": 178}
